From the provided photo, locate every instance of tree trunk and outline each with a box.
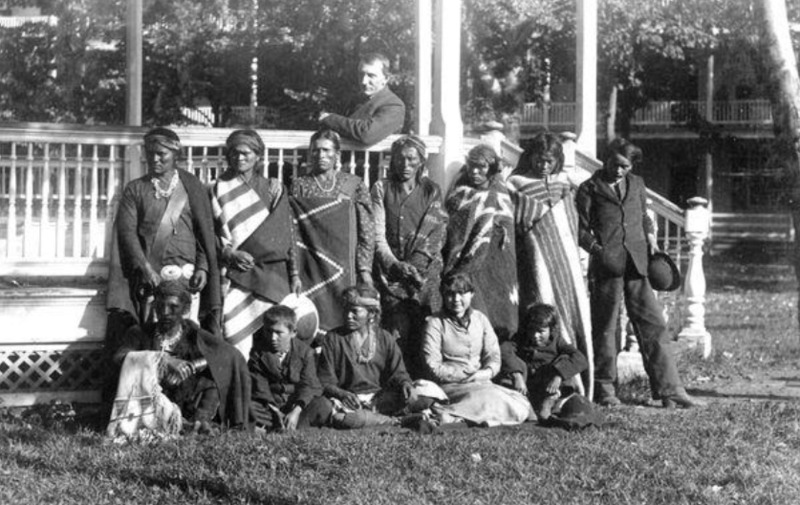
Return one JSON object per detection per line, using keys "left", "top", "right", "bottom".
{"left": 757, "top": 0, "right": 800, "bottom": 330}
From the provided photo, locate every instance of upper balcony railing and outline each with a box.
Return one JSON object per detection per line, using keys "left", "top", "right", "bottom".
{"left": 521, "top": 99, "right": 774, "bottom": 130}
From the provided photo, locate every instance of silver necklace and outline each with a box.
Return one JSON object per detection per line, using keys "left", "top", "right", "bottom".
{"left": 313, "top": 172, "right": 337, "bottom": 193}
{"left": 152, "top": 172, "right": 179, "bottom": 199}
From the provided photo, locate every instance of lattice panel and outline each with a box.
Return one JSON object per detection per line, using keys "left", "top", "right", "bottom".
{"left": 0, "top": 348, "right": 107, "bottom": 392}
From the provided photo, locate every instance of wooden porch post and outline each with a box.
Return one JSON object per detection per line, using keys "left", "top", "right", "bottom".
{"left": 429, "top": 0, "right": 464, "bottom": 192}
{"left": 576, "top": 0, "right": 597, "bottom": 157}
{"left": 126, "top": 0, "right": 142, "bottom": 127}
{"left": 126, "top": 0, "right": 144, "bottom": 180}
{"left": 415, "top": 0, "right": 433, "bottom": 136}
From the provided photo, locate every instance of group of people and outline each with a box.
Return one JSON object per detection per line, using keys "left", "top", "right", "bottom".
{"left": 105, "top": 52, "right": 703, "bottom": 439}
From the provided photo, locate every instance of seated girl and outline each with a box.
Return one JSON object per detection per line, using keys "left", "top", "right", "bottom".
{"left": 316, "top": 285, "right": 413, "bottom": 429}
{"left": 421, "top": 272, "right": 534, "bottom": 426}
{"left": 496, "top": 303, "right": 588, "bottom": 421}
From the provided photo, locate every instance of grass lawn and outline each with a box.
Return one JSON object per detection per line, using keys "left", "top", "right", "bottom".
{"left": 2, "top": 259, "right": 800, "bottom": 504}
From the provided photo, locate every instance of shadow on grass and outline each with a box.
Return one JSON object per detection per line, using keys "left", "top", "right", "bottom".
{"left": 692, "top": 389, "right": 800, "bottom": 402}
{"left": 121, "top": 471, "right": 314, "bottom": 505}
{"left": 4, "top": 437, "right": 318, "bottom": 505}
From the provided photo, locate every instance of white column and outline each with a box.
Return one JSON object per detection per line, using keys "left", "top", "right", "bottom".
{"left": 679, "top": 197, "right": 712, "bottom": 358}
{"left": 576, "top": 0, "right": 597, "bottom": 157}
{"left": 429, "top": 0, "right": 464, "bottom": 192}
{"left": 704, "top": 54, "right": 714, "bottom": 212}
{"left": 126, "top": 0, "right": 142, "bottom": 127}
{"left": 126, "top": 0, "right": 144, "bottom": 182}
{"left": 415, "top": 0, "right": 433, "bottom": 136}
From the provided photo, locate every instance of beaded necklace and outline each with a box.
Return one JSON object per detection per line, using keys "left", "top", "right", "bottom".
{"left": 313, "top": 172, "right": 337, "bottom": 193}
{"left": 152, "top": 171, "right": 179, "bottom": 199}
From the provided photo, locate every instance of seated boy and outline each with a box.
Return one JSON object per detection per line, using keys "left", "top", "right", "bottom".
{"left": 249, "top": 305, "right": 331, "bottom": 431}
{"left": 496, "top": 303, "right": 588, "bottom": 421}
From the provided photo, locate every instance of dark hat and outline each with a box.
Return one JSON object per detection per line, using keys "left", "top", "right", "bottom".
{"left": 542, "top": 394, "right": 605, "bottom": 431}
{"left": 648, "top": 251, "right": 681, "bottom": 291}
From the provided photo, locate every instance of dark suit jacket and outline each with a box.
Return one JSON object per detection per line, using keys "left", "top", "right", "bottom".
{"left": 575, "top": 171, "right": 654, "bottom": 277}
{"left": 320, "top": 87, "right": 405, "bottom": 145}
{"left": 248, "top": 338, "right": 322, "bottom": 413}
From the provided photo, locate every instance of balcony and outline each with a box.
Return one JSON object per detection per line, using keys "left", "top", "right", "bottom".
{"left": 520, "top": 99, "right": 774, "bottom": 133}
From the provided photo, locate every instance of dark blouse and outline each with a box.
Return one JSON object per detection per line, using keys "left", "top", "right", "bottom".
{"left": 317, "top": 326, "right": 411, "bottom": 396}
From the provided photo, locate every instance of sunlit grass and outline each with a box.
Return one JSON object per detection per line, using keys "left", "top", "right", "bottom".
{"left": 1, "top": 259, "right": 799, "bottom": 504}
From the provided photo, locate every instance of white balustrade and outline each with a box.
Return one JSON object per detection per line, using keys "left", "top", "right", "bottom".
{"left": 678, "top": 197, "right": 712, "bottom": 358}
{"left": 521, "top": 99, "right": 774, "bottom": 130}
{"left": 0, "top": 125, "right": 443, "bottom": 276}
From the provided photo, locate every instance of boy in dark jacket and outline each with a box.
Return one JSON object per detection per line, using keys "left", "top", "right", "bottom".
{"left": 497, "top": 303, "right": 587, "bottom": 421}
{"left": 249, "top": 305, "right": 330, "bottom": 431}
{"left": 575, "top": 138, "right": 703, "bottom": 408}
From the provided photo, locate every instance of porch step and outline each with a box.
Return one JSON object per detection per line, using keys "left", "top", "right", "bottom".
{"left": 710, "top": 213, "right": 794, "bottom": 259}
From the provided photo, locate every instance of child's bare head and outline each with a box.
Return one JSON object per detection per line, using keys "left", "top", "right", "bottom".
{"left": 255, "top": 305, "right": 298, "bottom": 353}
{"left": 521, "top": 303, "right": 559, "bottom": 348}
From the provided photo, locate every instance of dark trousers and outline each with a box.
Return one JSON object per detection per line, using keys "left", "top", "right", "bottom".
{"left": 590, "top": 256, "right": 682, "bottom": 398}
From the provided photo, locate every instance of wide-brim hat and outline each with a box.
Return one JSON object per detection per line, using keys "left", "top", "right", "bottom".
{"left": 542, "top": 394, "right": 605, "bottom": 431}
{"left": 279, "top": 293, "right": 319, "bottom": 343}
{"left": 648, "top": 251, "right": 681, "bottom": 291}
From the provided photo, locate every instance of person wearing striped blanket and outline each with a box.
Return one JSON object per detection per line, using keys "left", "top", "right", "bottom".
{"left": 211, "top": 130, "right": 301, "bottom": 357}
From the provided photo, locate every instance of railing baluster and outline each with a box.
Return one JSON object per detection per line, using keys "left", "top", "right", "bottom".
{"left": 23, "top": 143, "right": 34, "bottom": 258}
{"left": 276, "top": 147, "right": 285, "bottom": 184}
{"left": 7, "top": 144, "right": 17, "bottom": 258}
{"left": 102, "top": 145, "right": 118, "bottom": 259}
{"left": 186, "top": 146, "right": 195, "bottom": 182}
{"left": 40, "top": 143, "right": 52, "bottom": 257}
{"left": 363, "top": 150, "right": 372, "bottom": 187}
{"left": 73, "top": 145, "right": 83, "bottom": 258}
{"left": 89, "top": 145, "right": 100, "bottom": 258}
{"left": 56, "top": 144, "right": 67, "bottom": 257}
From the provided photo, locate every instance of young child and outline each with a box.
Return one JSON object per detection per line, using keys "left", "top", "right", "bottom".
{"left": 249, "top": 305, "right": 330, "bottom": 431}
{"left": 497, "top": 303, "right": 588, "bottom": 421}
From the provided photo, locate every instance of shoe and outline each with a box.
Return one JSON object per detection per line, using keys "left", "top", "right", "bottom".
{"left": 662, "top": 389, "right": 706, "bottom": 409}
{"left": 595, "top": 383, "right": 621, "bottom": 407}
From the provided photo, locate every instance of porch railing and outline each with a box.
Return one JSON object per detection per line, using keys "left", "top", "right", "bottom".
{"left": 0, "top": 124, "right": 442, "bottom": 278}
{"left": 521, "top": 99, "right": 774, "bottom": 130}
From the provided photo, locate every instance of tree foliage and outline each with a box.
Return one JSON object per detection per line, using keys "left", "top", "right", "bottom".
{"left": 0, "top": 0, "right": 797, "bottom": 130}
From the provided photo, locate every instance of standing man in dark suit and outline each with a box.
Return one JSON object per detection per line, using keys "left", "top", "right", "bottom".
{"left": 575, "top": 138, "right": 703, "bottom": 409}
{"left": 319, "top": 52, "right": 406, "bottom": 146}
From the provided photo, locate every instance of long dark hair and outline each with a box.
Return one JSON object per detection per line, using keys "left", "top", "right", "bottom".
{"left": 514, "top": 132, "right": 564, "bottom": 177}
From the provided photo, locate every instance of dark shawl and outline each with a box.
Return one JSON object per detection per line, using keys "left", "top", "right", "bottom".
{"left": 107, "top": 169, "right": 221, "bottom": 327}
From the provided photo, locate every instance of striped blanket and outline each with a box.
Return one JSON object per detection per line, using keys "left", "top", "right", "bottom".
{"left": 212, "top": 175, "right": 291, "bottom": 356}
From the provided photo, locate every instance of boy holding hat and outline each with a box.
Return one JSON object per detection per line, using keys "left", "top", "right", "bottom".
{"left": 575, "top": 138, "right": 703, "bottom": 409}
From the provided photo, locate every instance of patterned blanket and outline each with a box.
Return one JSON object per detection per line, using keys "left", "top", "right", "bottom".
{"left": 290, "top": 196, "right": 357, "bottom": 333}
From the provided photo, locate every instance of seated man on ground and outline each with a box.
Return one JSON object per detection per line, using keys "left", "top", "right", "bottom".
{"left": 107, "top": 280, "right": 250, "bottom": 439}
{"left": 316, "top": 285, "right": 414, "bottom": 429}
{"left": 421, "top": 272, "right": 534, "bottom": 427}
{"left": 249, "top": 305, "right": 331, "bottom": 431}
{"left": 496, "top": 303, "right": 588, "bottom": 421}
